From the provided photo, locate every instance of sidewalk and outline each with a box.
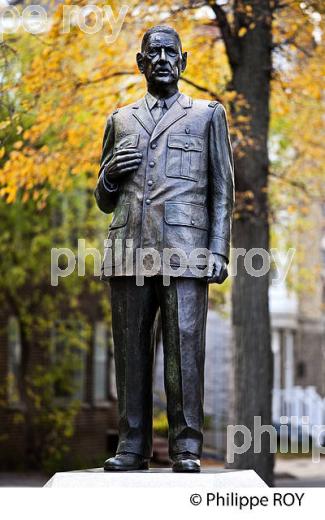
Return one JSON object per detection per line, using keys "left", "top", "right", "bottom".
{"left": 0, "top": 472, "right": 48, "bottom": 487}
{"left": 275, "top": 457, "right": 325, "bottom": 487}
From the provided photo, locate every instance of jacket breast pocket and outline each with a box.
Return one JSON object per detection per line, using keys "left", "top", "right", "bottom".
{"left": 114, "top": 134, "right": 140, "bottom": 151}
{"left": 165, "top": 134, "right": 203, "bottom": 181}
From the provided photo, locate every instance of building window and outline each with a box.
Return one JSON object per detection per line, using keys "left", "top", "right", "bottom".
{"left": 7, "top": 316, "right": 22, "bottom": 404}
{"left": 296, "top": 361, "right": 306, "bottom": 379}
{"left": 93, "top": 322, "right": 109, "bottom": 402}
{"left": 51, "top": 321, "right": 86, "bottom": 402}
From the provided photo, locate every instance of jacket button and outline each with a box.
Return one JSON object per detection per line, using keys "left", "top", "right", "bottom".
{"left": 191, "top": 219, "right": 196, "bottom": 225}
{"left": 185, "top": 143, "right": 189, "bottom": 149}
{"left": 151, "top": 142, "right": 157, "bottom": 149}
{"left": 148, "top": 180, "right": 153, "bottom": 186}
{"left": 149, "top": 161, "right": 155, "bottom": 167}
{"left": 145, "top": 198, "right": 151, "bottom": 205}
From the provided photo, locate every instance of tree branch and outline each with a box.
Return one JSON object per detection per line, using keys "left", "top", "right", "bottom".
{"left": 75, "top": 70, "right": 221, "bottom": 101}
{"left": 180, "top": 76, "right": 219, "bottom": 99}
{"left": 272, "top": 35, "right": 314, "bottom": 58}
{"left": 74, "top": 71, "right": 134, "bottom": 89}
{"left": 207, "top": 1, "right": 240, "bottom": 68}
{"left": 270, "top": 170, "right": 309, "bottom": 195}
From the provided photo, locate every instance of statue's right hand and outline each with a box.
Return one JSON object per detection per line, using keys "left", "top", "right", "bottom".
{"left": 104, "top": 149, "right": 143, "bottom": 183}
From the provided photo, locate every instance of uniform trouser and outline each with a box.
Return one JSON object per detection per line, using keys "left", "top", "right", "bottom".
{"left": 109, "top": 275, "right": 209, "bottom": 459}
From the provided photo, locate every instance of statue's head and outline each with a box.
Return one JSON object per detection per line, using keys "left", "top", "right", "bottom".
{"left": 137, "top": 25, "right": 187, "bottom": 89}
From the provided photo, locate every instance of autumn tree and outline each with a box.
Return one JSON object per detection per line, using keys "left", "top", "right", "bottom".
{"left": 0, "top": 36, "right": 112, "bottom": 471}
{"left": 151, "top": 0, "right": 323, "bottom": 484}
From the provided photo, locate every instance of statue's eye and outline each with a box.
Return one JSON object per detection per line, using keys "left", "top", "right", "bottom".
{"left": 147, "top": 48, "right": 159, "bottom": 57}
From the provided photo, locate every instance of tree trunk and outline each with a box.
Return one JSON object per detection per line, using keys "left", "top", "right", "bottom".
{"left": 211, "top": 1, "right": 274, "bottom": 484}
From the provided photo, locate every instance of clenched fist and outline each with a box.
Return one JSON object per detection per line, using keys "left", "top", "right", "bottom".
{"left": 206, "top": 253, "right": 228, "bottom": 284}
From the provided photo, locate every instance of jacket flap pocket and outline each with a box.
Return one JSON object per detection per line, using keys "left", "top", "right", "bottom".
{"left": 110, "top": 203, "right": 130, "bottom": 229}
{"left": 164, "top": 202, "right": 208, "bottom": 230}
{"left": 167, "top": 134, "right": 203, "bottom": 152}
{"left": 115, "top": 134, "right": 139, "bottom": 150}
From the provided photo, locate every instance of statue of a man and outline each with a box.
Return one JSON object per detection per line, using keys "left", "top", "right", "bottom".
{"left": 94, "top": 25, "right": 234, "bottom": 473}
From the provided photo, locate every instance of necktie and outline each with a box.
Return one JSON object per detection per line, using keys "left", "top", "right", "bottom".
{"left": 152, "top": 99, "right": 166, "bottom": 123}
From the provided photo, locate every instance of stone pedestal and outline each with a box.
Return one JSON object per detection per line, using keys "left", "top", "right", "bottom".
{"left": 45, "top": 467, "right": 267, "bottom": 488}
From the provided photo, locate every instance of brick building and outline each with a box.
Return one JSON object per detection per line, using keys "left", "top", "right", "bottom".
{"left": 0, "top": 304, "right": 119, "bottom": 470}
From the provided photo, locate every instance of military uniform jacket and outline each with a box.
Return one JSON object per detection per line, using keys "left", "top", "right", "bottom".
{"left": 94, "top": 93, "right": 235, "bottom": 279}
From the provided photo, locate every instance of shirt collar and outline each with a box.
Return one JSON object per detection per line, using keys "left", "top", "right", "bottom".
{"left": 145, "top": 91, "right": 181, "bottom": 111}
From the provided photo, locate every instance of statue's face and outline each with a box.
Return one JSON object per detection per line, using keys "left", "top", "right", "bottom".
{"left": 137, "top": 32, "right": 187, "bottom": 87}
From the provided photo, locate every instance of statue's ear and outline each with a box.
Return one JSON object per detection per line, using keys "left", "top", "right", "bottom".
{"left": 136, "top": 52, "right": 144, "bottom": 73}
{"left": 181, "top": 51, "right": 187, "bottom": 73}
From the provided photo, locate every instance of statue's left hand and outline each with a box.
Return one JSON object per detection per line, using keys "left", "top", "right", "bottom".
{"left": 206, "top": 253, "right": 228, "bottom": 284}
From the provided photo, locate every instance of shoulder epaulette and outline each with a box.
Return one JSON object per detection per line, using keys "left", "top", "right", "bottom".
{"left": 208, "top": 101, "right": 219, "bottom": 108}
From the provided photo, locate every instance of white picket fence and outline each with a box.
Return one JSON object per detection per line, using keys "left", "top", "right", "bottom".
{"left": 273, "top": 385, "right": 325, "bottom": 446}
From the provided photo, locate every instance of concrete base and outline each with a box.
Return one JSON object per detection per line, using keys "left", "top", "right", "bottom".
{"left": 45, "top": 467, "right": 268, "bottom": 488}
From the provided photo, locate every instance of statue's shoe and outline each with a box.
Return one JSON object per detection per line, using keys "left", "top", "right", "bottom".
{"left": 104, "top": 453, "right": 149, "bottom": 471}
{"left": 172, "top": 452, "right": 201, "bottom": 473}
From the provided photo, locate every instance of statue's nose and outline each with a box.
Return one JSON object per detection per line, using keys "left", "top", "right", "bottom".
{"left": 159, "top": 48, "right": 166, "bottom": 61}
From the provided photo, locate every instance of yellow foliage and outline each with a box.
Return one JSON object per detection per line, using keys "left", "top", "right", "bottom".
{"left": 0, "top": 121, "right": 11, "bottom": 131}
{"left": 0, "top": 0, "right": 323, "bottom": 217}
{"left": 238, "top": 27, "right": 247, "bottom": 37}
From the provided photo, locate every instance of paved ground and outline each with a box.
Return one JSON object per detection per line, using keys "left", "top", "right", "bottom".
{"left": 0, "top": 472, "right": 48, "bottom": 487}
{"left": 1, "top": 457, "right": 325, "bottom": 487}
{"left": 274, "top": 457, "right": 325, "bottom": 487}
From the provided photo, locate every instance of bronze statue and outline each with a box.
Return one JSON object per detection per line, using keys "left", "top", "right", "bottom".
{"left": 94, "top": 25, "right": 234, "bottom": 472}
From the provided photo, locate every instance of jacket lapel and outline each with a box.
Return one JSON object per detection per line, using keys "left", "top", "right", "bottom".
{"left": 132, "top": 93, "right": 192, "bottom": 141}
{"left": 132, "top": 97, "right": 156, "bottom": 136}
{"left": 150, "top": 93, "right": 191, "bottom": 143}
